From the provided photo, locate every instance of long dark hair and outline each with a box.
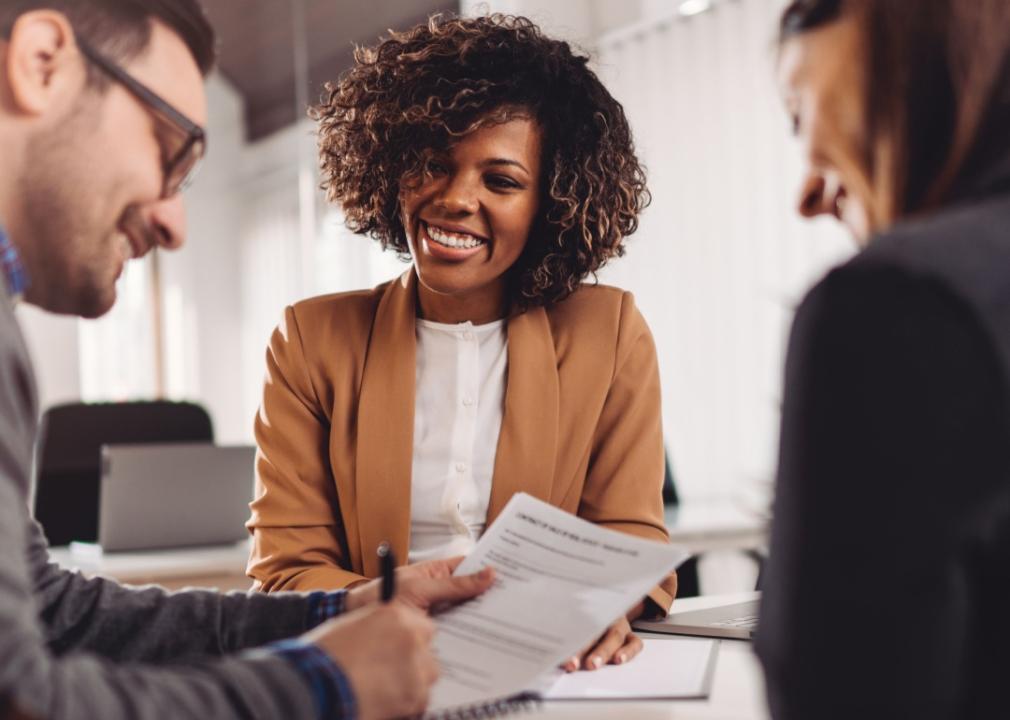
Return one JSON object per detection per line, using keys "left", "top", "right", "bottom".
{"left": 780, "top": 0, "right": 1010, "bottom": 220}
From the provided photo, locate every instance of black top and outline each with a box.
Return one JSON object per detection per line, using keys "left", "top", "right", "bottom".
{"left": 756, "top": 190, "right": 1010, "bottom": 719}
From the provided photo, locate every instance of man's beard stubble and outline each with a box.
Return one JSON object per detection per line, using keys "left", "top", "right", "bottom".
{"left": 21, "top": 108, "right": 122, "bottom": 319}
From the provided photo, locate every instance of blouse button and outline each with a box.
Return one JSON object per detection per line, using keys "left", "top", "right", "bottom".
{"left": 455, "top": 462, "right": 466, "bottom": 473}
{"left": 462, "top": 395, "right": 474, "bottom": 407}
{"left": 462, "top": 331, "right": 474, "bottom": 341}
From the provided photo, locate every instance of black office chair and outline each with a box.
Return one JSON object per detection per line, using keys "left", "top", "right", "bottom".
{"left": 663, "top": 451, "right": 701, "bottom": 598}
{"left": 33, "top": 401, "right": 214, "bottom": 546}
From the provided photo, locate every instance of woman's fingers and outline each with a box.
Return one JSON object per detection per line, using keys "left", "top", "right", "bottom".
{"left": 583, "top": 621, "right": 624, "bottom": 670}
{"left": 562, "top": 638, "right": 597, "bottom": 672}
{"left": 562, "top": 652, "right": 585, "bottom": 672}
{"left": 612, "top": 630, "right": 644, "bottom": 665}
{"left": 560, "top": 617, "right": 643, "bottom": 672}
{"left": 584, "top": 617, "right": 637, "bottom": 670}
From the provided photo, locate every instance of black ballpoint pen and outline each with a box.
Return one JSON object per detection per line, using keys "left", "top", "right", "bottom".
{"left": 377, "top": 541, "right": 395, "bottom": 602}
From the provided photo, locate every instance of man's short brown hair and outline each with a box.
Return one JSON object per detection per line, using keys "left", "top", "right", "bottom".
{"left": 0, "top": 0, "right": 215, "bottom": 77}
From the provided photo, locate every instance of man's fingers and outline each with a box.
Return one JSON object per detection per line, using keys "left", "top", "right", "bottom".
{"left": 419, "top": 566, "right": 495, "bottom": 605}
{"left": 418, "top": 555, "right": 466, "bottom": 580}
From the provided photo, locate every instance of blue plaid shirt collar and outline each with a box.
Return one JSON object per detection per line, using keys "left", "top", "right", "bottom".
{"left": 0, "top": 225, "right": 29, "bottom": 302}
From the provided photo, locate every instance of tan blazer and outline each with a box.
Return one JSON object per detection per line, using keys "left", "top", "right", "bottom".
{"left": 247, "top": 271, "right": 678, "bottom": 611}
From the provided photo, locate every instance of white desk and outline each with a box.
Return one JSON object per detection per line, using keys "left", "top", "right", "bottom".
{"left": 44, "top": 504, "right": 763, "bottom": 593}
{"left": 47, "top": 541, "right": 252, "bottom": 592}
{"left": 534, "top": 593, "right": 768, "bottom": 720}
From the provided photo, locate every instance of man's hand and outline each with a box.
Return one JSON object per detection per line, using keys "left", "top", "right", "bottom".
{"left": 303, "top": 601, "right": 437, "bottom": 720}
{"left": 346, "top": 556, "right": 495, "bottom": 613}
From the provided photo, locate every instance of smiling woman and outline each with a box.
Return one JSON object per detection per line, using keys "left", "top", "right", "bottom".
{"left": 247, "top": 13, "right": 677, "bottom": 672}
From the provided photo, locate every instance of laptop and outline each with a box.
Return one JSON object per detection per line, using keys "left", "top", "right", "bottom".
{"left": 634, "top": 596, "right": 761, "bottom": 641}
{"left": 96, "top": 443, "right": 255, "bottom": 552}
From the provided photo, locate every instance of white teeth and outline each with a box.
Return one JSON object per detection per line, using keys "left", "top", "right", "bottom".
{"left": 427, "top": 224, "right": 483, "bottom": 249}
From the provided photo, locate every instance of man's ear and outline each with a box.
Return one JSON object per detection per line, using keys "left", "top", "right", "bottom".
{"left": 4, "top": 10, "right": 84, "bottom": 116}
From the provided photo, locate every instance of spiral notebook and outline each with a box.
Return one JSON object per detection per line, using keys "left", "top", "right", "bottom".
{"left": 420, "top": 493, "right": 691, "bottom": 718}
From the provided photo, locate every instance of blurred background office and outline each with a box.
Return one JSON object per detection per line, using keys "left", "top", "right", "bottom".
{"left": 20, "top": 0, "right": 849, "bottom": 589}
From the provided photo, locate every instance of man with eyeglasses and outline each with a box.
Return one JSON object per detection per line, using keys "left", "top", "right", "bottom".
{"left": 0, "top": 2, "right": 494, "bottom": 719}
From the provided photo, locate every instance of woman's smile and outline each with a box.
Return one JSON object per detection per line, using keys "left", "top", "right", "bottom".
{"left": 399, "top": 117, "right": 543, "bottom": 323}
{"left": 421, "top": 220, "right": 488, "bottom": 261}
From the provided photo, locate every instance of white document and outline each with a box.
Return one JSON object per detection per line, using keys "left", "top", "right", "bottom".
{"left": 541, "top": 635, "right": 718, "bottom": 700}
{"left": 427, "top": 492, "right": 688, "bottom": 713}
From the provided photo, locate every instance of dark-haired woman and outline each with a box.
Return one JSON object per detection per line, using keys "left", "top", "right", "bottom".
{"left": 246, "top": 14, "right": 677, "bottom": 671}
{"left": 758, "top": 1, "right": 1010, "bottom": 718}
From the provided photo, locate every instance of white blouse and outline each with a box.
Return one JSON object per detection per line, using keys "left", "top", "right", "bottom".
{"left": 408, "top": 317, "right": 508, "bottom": 563}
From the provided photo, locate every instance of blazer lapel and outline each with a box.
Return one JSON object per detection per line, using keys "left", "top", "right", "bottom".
{"left": 486, "top": 306, "right": 560, "bottom": 526}
{"left": 355, "top": 271, "right": 416, "bottom": 576}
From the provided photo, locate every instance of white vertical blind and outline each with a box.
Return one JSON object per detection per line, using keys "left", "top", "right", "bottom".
{"left": 78, "top": 257, "right": 158, "bottom": 402}
{"left": 594, "top": 0, "right": 852, "bottom": 501}
{"left": 236, "top": 126, "right": 408, "bottom": 432}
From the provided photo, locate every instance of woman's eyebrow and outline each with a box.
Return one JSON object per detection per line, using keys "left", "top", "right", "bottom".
{"left": 480, "top": 157, "right": 530, "bottom": 175}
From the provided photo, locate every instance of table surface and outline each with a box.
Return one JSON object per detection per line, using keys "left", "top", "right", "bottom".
{"left": 48, "top": 541, "right": 251, "bottom": 578}
{"left": 532, "top": 592, "right": 768, "bottom": 720}
{"left": 47, "top": 541, "right": 253, "bottom": 591}
{"left": 46, "top": 498, "right": 768, "bottom": 594}
{"left": 47, "top": 498, "right": 767, "bottom": 584}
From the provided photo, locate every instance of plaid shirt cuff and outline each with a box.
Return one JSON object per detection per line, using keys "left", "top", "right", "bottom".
{"left": 306, "top": 590, "right": 348, "bottom": 628}
{"left": 0, "top": 226, "right": 29, "bottom": 299}
{"left": 271, "top": 640, "right": 357, "bottom": 720}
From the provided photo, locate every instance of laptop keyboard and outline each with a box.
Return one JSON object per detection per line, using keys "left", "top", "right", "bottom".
{"left": 711, "top": 613, "right": 759, "bottom": 630}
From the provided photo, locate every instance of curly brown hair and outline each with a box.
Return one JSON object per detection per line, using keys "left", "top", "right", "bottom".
{"left": 313, "top": 13, "right": 649, "bottom": 308}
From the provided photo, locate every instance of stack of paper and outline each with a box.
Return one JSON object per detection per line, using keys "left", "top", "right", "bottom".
{"left": 541, "top": 635, "right": 717, "bottom": 700}
{"left": 426, "top": 493, "right": 693, "bottom": 714}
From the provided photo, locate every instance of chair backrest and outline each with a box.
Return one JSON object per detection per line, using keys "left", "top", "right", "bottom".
{"left": 33, "top": 401, "right": 214, "bottom": 546}
{"left": 662, "top": 450, "right": 679, "bottom": 505}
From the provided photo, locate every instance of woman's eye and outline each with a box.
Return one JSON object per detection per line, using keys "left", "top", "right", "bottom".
{"left": 487, "top": 174, "right": 520, "bottom": 190}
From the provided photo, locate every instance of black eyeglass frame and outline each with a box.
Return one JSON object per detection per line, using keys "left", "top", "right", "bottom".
{"left": 76, "top": 36, "right": 207, "bottom": 198}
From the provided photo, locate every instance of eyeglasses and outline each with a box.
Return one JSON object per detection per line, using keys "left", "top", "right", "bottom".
{"left": 76, "top": 36, "right": 207, "bottom": 198}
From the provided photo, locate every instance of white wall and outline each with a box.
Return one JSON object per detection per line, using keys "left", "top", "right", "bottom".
{"left": 235, "top": 119, "right": 408, "bottom": 433}
{"left": 464, "top": 0, "right": 854, "bottom": 504}
{"left": 159, "top": 73, "right": 249, "bottom": 443}
{"left": 461, "top": 0, "right": 641, "bottom": 45}
{"left": 14, "top": 305, "right": 80, "bottom": 412}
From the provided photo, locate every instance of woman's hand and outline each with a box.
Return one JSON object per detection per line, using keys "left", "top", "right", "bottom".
{"left": 346, "top": 556, "right": 494, "bottom": 613}
{"left": 562, "top": 602, "right": 647, "bottom": 672}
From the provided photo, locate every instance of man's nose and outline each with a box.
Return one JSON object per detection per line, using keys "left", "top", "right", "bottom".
{"left": 141, "top": 195, "right": 187, "bottom": 251}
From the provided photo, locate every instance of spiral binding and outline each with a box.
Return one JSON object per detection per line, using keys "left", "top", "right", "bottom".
{"left": 425, "top": 692, "right": 541, "bottom": 719}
